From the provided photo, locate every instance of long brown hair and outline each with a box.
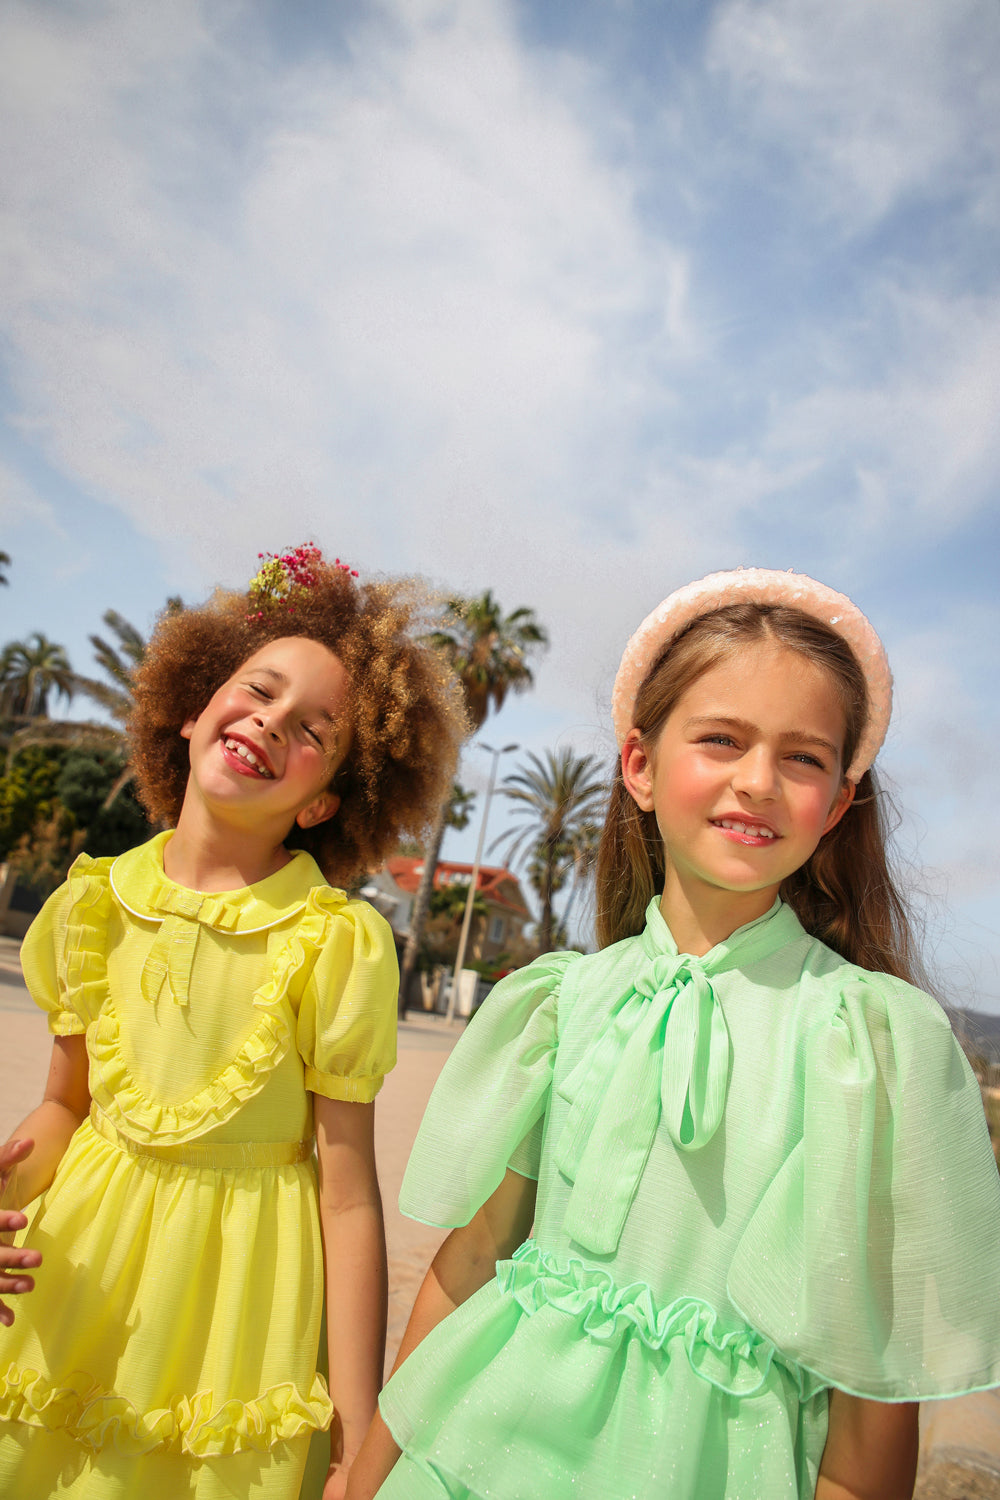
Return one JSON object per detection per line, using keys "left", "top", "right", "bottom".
{"left": 594, "top": 602, "right": 922, "bottom": 982}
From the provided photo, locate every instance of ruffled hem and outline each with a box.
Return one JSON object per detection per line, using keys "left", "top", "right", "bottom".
{"left": 0, "top": 1363, "right": 333, "bottom": 1457}
{"left": 65, "top": 860, "right": 349, "bottom": 1144}
{"left": 498, "top": 1240, "right": 824, "bottom": 1400}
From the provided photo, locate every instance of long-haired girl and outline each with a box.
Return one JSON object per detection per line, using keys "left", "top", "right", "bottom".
{"left": 0, "top": 546, "right": 465, "bottom": 1500}
{"left": 348, "top": 568, "right": 1000, "bottom": 1500}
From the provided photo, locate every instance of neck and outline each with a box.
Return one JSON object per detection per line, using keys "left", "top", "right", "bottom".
{"left": 659, "top": 870, "right": 778, "bottom": 956}
{"left": 163, "top": 790, "right": 293, "bottom": 892}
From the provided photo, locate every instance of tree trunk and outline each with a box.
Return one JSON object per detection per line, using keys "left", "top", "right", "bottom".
{"left": 537, "top": 856, "right": 555, "bottom": 955}
{"left": 398, "top": 799, "right": 449, "bottom": 1019}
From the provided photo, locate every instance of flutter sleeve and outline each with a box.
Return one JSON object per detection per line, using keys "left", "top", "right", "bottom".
{"left": 728, "top": 973, "right": 1000, "bottom": 1400}
{"left": 20, "top": 853, "right": 115, "bottom": 1035}
{"left": 399, "top": 950, "right": 581, "bottom": 1228}
{"left": 295, "top": 891, "right": 399, "bottom": 1104}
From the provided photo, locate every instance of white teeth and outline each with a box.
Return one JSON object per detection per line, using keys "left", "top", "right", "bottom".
{"left": 716, "top": 819, "right": 776, "bottom": 839}
{"left": 224, "top": 738, "right": 273, "bottom": 778}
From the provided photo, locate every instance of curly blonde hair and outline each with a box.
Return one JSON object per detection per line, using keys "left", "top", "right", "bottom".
{"left": 129, "top": 555, "right": 467, "bottom": 888}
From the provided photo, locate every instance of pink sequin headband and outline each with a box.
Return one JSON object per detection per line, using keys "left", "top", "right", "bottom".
{"left": 247, "top": 545, "right": 358, "bottom": 620}
{"left": 611, "top": 568, "right": 893, "bottom": 782}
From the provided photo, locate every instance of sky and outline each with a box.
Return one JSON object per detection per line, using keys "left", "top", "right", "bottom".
{"left": 1, "top": 0, "right": 998, "bottom": 1008}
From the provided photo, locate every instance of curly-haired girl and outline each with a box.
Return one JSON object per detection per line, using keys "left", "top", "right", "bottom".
{"left": 0, "top": 546, "right": 466, "bottom": 1500}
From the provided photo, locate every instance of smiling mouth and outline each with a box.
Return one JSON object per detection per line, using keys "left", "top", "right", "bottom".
{"left": 222, "top": 737, "right": 274, "bottom": 778}
{"left": 712, "top": 818, "right": 778, "bottom": 841}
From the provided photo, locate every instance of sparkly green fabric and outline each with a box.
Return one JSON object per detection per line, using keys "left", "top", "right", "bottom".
{"left": 379, "top": 900, "right": 1000, "bottom": 1499}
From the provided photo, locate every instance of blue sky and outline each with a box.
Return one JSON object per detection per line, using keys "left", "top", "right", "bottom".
{"left": 1, "top": 0, "right": 998, "bottom": 1006}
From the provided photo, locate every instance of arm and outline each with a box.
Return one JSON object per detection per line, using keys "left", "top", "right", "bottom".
{"left": 816, "top": 1389, "right": 919, "bottom": 1500}
{"left": 314, "top": 1095, "right": 388, "bottom": 1500}
{"left": 345, "top": 1167, "right": 537, "bottom": 1500}
{"left": 0, "top": 1033, "right": 90, "bottom": 1326}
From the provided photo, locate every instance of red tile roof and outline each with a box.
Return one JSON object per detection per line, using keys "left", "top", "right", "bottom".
{"left": 386, "top": 857, "right": 531, "bottom": 917}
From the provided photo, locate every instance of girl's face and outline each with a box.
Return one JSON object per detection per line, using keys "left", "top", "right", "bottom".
{"left": 181, "top": 636, "right": 351, "bottom": 835}
{"left": 622, "top": 639, "right": 855, "bottom": 926}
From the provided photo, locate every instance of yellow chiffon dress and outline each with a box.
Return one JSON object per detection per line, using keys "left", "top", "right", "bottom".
{"left": 0, "top": 831, "right": 398, "bottom": 1500}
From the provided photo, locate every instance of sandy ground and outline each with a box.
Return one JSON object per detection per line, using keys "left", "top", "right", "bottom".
{"left": 1, "top": 935, "right": 998, "bottom": 1495}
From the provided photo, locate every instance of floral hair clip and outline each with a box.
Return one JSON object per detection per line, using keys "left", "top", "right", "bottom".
{"left": 246, "top": 545, "right": 358, "bottom": 620}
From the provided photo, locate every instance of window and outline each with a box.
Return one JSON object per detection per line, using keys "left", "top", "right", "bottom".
{"left": 489, "top": 916, "right": 505, "bottom": 944}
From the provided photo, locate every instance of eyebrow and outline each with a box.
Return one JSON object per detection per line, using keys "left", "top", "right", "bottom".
{"left": 249, "top": 666, "right": 338, "bottom": 725}
{"left": 683, "top": 715, "right": 841, "bottom": 757}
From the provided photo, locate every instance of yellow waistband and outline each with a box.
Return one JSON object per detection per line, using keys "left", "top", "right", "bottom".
{"left": 89, "top": 1105, "right": 313, "bottom": 1169}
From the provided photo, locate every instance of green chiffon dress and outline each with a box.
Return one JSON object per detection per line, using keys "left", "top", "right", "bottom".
{"left": 377, "top": 899, "right": 1000, "bottom": 1499}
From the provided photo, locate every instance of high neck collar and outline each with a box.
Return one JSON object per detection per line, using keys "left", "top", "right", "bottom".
{"left": 640, "top": 895, "right": 803, "bottom": 972}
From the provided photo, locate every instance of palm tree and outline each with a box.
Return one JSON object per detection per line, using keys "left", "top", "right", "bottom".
{"left": 445, "top": 781, "right": 477, "bottom": 834}
{"left": 491, "top": 748, "right": 606, "bottom": 953}
{"left": 71, "top": 609, "right": 153, "bottom": 725}
{"left": 0, "top": 634, "right": 75, "bottom": 718}
{"left": 4, "top": 603, "right": 183, "bottom": 801}
{"left": 0, "top": 551, "right": 10, "bottom": 586}
{"left": 398, "top": 591, "right": 548, "bottom": 1014}
{"left": 560, "top": 817, "right": 602, "bottom": 936}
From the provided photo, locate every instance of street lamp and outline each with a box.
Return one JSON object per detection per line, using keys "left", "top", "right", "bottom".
{"left": 445, "top": 741, "right": 518, "bottom": 1024}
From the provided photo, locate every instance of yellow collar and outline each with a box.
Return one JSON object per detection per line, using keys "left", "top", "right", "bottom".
{"left": 110, "top": 831, "right": 326, "bottom": 935}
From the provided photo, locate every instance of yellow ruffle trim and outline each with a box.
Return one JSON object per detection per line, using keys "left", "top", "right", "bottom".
{"left": 0, "top": 1362, "right": 333, "bottom": 1456}
{"left": 63, "top": 856, "right": 349, "bottom": 1146}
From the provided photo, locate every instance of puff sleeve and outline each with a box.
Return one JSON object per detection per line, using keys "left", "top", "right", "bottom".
{"left": 20, "top": 854, "right": 115, "bottom": 1036}
{"left": 728, "top": 974, "right": 1000, "bottom": 1400}
{"left": 399, "top": 951, "right": 582, "bottom": 1229}
{"left": 295, "top": 892, "right": 399, "bottom": 1104}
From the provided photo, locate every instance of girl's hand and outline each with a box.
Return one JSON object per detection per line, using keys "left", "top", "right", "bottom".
{"left": 0, "top": 1139, "right": 41, "bottom": 1326}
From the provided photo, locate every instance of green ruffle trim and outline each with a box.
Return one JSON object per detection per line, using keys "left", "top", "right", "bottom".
{"left": 62, "top": 858, "right": 349, "bottom": 1146}
{"left": 0, "top": 1362, "right": 333, "bottom": 1456}
{"left": 498, "top": 1240, "right": 824, "bottom": 1401}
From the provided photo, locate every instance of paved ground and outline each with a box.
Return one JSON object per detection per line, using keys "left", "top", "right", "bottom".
{"left": 1, "top": 935, "right": 997, "bottom": 1494}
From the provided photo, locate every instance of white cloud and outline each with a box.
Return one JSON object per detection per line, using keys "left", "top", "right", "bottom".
{"left": 707, "top": 0, "right": 1000, "bottom": 228}
{"left": 0, "top": 0, "right": 698, "bottom": 584}
{"left": 1, "top": 0, "right": 999, "bottom": 992}
{"left": 752, "top": 283, "right": 1000, "bottom": 534}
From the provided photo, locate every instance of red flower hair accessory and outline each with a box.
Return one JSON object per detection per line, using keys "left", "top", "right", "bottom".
{"left": 246, "top": 545, "right": 358, "bottom": 620}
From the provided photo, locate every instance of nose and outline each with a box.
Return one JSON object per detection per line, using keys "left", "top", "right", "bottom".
{"left": 252, "top": 706, "right": 286, "bottom": 744}
{"left": 730, "top": 744, "right": 779, "bottom": 801}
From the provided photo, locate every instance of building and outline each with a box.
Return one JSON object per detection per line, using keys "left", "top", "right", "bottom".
{"left": 384, "top": 855, "right": 532, "bottom": 967}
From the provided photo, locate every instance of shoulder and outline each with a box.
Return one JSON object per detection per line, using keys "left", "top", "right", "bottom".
{"left": 24, "top": 849, "right": 116, "bottom": 946}
{"left": 797, "top": 934, "right": 950, "bottom": 1030}
{"left": 485, "top": 947, "right": 586, "bottom": 1014}
{"left": 292, "top": 886, "right": 398, "bottom": 992}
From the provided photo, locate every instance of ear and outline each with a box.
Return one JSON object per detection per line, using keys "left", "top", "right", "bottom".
{"left": 822, "top": 777, "right": 856, "bottom": 836}
{"left": 295, "top": 790, "right": 341, "bottom": 831}
{"left": 180, "top": 717, "right": 197, "bottom": 741}
{"left": 621, "top": 730, "right": 655, "bottom": 813}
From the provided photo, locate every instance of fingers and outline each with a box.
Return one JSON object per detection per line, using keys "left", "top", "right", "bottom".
{"left": 0, "top": 1236, "right": 41, "bottom": 1267}
{"left": 0, "top": 1207, "right": 40, "bottom": 1327}
{"left": 0, "top": 1138, "right": 34, "bottom": 1171}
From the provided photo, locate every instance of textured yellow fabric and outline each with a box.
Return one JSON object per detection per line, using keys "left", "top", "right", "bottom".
{"left": 380, "top": 899, "right": 1000, "bottom": 1500}
{"left": 0, "top": 832, "right": 398, "bottom": 1499}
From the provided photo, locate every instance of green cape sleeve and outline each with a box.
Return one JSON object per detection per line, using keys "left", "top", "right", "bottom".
{"left": 728, "top": 973, "right": 1000, "bottom": 1400}
{"left": 398, "top": 951, "right": 582, "bottom": 1227}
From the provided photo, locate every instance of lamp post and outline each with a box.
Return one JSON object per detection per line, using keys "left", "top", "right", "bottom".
{"left": 445, "top": 741, "right": 518, "bottom": 1024}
